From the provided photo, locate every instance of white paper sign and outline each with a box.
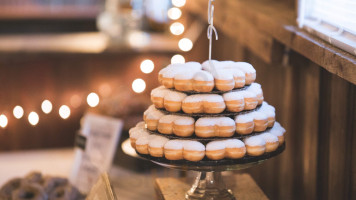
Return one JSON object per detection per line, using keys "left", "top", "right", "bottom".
{"left": 70, "top": 112, "right": 123, "bottom": 193}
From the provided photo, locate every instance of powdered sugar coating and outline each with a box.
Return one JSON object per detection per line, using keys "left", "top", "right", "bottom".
{"left": 183, "top": 141, "right": 205, "bottom": 151}
{"left": 196, "top": 118, "right": 216, "bottom": 126}
{"left": 206, "top": 141, "right": 226, "bottom": 151}
{"left": 183, "top": 95, "right": 204, "bottom": 103}
{"left": 252, "top": 111, "right": 268, "bottom": 120}
{"left": 244, "top": 136, "right": 266, "bottom": 146}
{"left": 159, "top": 115, "right": 178, "bottom": 123}
{"left": 223, "top": 91, "right": 244, "bottom": 101}
{"left": 145, "top": 106, "right": 164, "bottom": 120}
{"left": 136, "top": 135, "right": 150, "bottom": 145}
{"left": 164, "top": 140, "right": 184, "bottom": 150}
{"left": 217, "top": 117, "right": 235, "bottom": 126}
{"left": 213, "top": 69, "right": 234, "bottom": 80}
{"left": 235, "top": 62, "right": 256, "bottom": 73}
{"left": 151, "top": 86, "right": 170, "bottom": 98}
{"left": 241, "top": 91, "right": 257, "bottom": 98}
{"left": 148, "top": 136, "right": 169, "bottom": 148}
{"left": 235, "top": 113, "right": 254, "bottom": 123}
{"left": 174, "top": 116, "right": 195, "bottom": 125}
{"left": 193, "top": 71, "right": 214, "bottom": 81}
{"left": 130, "top": 128, "right": 150, "bottom": 139}
{"left": 224, "top": 139, "right": 245, "bottom": 148}
{"left": 175, "top": 70, "right": 198, "bottom": 80}
{"left": 204, "top": 94, "right": 224, "bottom": 102}
{"left": 164, "top": 90, "right": 187, "bottom": 101}
{"left": 136, "top": 121, "right": 146, "bottom": 129}
{"left": 260, "top": 132, "right": 278, "bottom": 143}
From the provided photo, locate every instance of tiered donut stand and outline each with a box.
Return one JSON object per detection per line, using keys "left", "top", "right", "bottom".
{"left": 129, "top": 1, "right": 285, "bottom": 199}
{"left": 134, "top": 84, "right": 285, "bottom": 200}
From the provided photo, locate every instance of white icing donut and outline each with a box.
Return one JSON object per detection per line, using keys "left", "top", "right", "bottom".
{"left": 174, "top": 116, "right": 195, "bottom": 125}
{"left": 244, "top": 136, "right": 266, "bottom": 146}
{"left": 151, "top": 86, "right": 170, "bottom": 98}
{"left": 183, "top": 141, "right": 205, "bottom": 151}
{"left": 148, "top": 136, "right": 169, "bottom": 148}
{"left": 260, "top": 132, "right": 279, "bottom": 143}
{"left": 223, "top": 91, "right": 244, "bottom": 101}
{"left": 193, "top": 70, "right": 214, "bottom": 81}
{"left": 164, "top": 90, "right": 187, "bottom": 101}
{"left": 164, "top": 140, "right": 184, "bottom": 150}
{"left": 159, "top": 115, "right": 178, "bottom": 124}
{"left": 206, "top": 141, "right": 226, "bottom": 151}
{"left": 224, "top": 139, "right": 245, "bottom": 148}
{"left": 235, "top": 113, "right": 254, "bottom": 123}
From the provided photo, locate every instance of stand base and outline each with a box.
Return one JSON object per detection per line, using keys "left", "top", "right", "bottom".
{"left": 186, "top": 172, "right": 235, "bottom": 200}
{"left": 155, "top": 174, "right": 269, "bottom": 200}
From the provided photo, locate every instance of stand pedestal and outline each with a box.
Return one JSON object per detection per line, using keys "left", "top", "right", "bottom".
{"left": 155, "top": 174, "right": 269, "bottom": 200}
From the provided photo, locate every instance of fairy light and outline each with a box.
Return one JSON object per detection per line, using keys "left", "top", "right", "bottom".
{"left": 13, "top": 106, "right": 24, "bottom": 119}
{"left": 132, "top": 79, "right": 146, "bottom": 93}
{"left": 172, "top": 0, "right": 186, "bottom": 7}
{"left": 167, "top": 7, "right": 182, "bottom": 20}
{"left": 140, "top": 59, "right": 154, "bottom": 74}
{"left": 87, "top": 93, "right": 100, "bottom": 107}
{"left": 59, "top": 105, "right": 71, "bottom": 119}
{"left": 0, "top": 114, "right": 8, "bottom": 128}
{"left": 28, "top": 112, "right": 39, "bottom": 126}
{"left": 170, "top": 22, "right": 185, "bottom": 35}
{"left": 41, "top": 100, "right": 52, "bottom": 114}
{"left": 171, "top": 54, "right": 185, "bottom": 64}
{"left": 178, "top": 38, "right": 193, "bottom": 52}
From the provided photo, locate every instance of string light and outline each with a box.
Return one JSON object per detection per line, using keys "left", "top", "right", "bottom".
{"left": 13, "top": 106, "right": 24, "bottom": 119}
{"left": 171, "top": 54, "right": 185, "bottom": 64}
{"left": 87, "top": 93, "right": 100, "bottom": 107}
{"left": 167, "top": 7, "right": 182, "bottom": 20}
{"left": 28, "top": 112, "right": 39, "bottom": 126}
{"left": 178, "top": 38, "right": 193, "bottom": 52}
{"left": 140, "top": 60, "right": 154, "bottom": 74}
{"left": 41, "top": 100, "right": 52, "bottom": 114}
{"left": 172, "top": 0, "right": 186, "bottom": 7}
{"left": 59, "top": 105, "right": 71, "bottom": 119}
{"left": 132, "top": 79, "right": 146, "bottom": 93}
{"left": 0, "top": 114, "right": 8, "bottom": 128}
{"left": 170, "top": 22, "right": 185, "bottom": 35}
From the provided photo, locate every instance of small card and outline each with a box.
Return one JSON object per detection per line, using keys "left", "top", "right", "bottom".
{"left": 70, "top": 112, "right": 123, "bottom": 193}
{"left": 86, "top": 173, "right": 117, "bottom": 200}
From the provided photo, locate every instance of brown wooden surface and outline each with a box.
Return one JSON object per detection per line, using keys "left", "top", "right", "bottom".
{"left": 155, "top": 174, "right": 268, "bottom": 200}
{"left": 186, "top": 0, "right": 356, "bottom": 85}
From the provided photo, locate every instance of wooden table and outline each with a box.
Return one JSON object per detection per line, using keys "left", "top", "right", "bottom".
{"left": 155, "top": 174, "right": 269, "bottom": 200}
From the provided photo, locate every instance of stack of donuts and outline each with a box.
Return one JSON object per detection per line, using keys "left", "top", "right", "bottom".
{"left": 130, "top": 60, "right": 286, "bottom": 162}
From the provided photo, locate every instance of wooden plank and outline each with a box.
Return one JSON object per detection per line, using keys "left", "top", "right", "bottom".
{"left": 155, "top": 174, "right": 268, "bottom": 200}
{"left": 186, "top": 0, "right": 356, "bottom": 85}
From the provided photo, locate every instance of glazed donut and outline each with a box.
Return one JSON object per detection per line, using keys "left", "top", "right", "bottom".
{"left": 151, "top": 86, "right": 170, "bottom": 108}
{"left": 244, "top": 136, "right": 266, "bottom": 156}
{"left": 224, "top": 139, "right": 246, "bottom": 159}
{"left": 157, "top": 115, "right": 177, "bottom": 135}
{"left": 247, "top": 83, "right": 264, "bottom": 105}
{"left": 183, "top": 141, "right": 205, "bottom": 161}
{"left": 270, "top": 122, "right": 286, "bottom": 145}
{"left": 0, "top": 178, "right": 22, "bottom": 200}
{"left": 148, "top": 136, "right": 169, "bottom": 157}
{"left": 235, "top": 113, "right": 254, "bottom": 135}
{"left": 260, "top": 133, "right": 279, "bottom": 152}
{"left": 163, "top": 90, "right": 187, "bottom": 112}
{"left": 192, "top": 71, "right": 214, "bottom": 92}
{"left": 12, "top": 183, "right": 47, "bottom": 200}
{"left": 172, "top": 116, "right": 195, "bottom": 137}
{"left": 241, "top": 91, "right": 258, "bottom": 110}
{"left": 251, "top": 111, "right": 268, "bottom": 132}
{"left": 206, "top": 141, "right": 226, "bottom": 160}
{"left": 143, "top": 105, "right": 164, "bottom": 131}
{"left": 195, "top": 117, "right": 235, "bottom": 138}
{"left": 223, "top": 91, "right": 245, "bottom": 112}
{"left": 235, "top": 62, "right": 256, "bottom": 85}
{"left": 164, "top": 140, "right": 184, "bottom": 160}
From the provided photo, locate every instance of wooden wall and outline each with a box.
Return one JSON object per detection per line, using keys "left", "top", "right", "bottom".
{"left": 186, "top": 29, "right": 356, "bottom": 200}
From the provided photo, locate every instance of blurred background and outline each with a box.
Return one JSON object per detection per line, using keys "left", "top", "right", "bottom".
{"left": 0, "top": 0, "right": 355, "bottom": 200}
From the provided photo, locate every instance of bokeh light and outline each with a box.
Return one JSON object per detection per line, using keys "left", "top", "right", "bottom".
{"left": 132, "top": 79, "right": 146, "bottom": 93}
{"left": 167, "top": 7, "right": 182, "bottom": 20}
{"left": 140, "top": 59, "right": 155, "bottom": 74}
{"left": 87, "top": 93, "right": 100, "bottom": 107}
{"left": 170, "top": 22, "right": 185, "bottom": 35}
{"left": 0, "top": 114, "right": 8, "bottom": 128}
{"left": 178, "top": 38, "right": 193, "bottom": 52}
{"left": 172, "top": 0, "right": 186, "bottom": 7}
{"left": 171, "top": 54, "right": 185, "bottom": 64}
{"left": 41, "top": 100, "right": 52, "bottom": 114}
{"left": 59, "top": 105, "right": 71, "bottom": 119}
{"left": 28, "top": 112, "right": 39, "bottom": 126}
{"left": 13, "top": 106, "right": 24, "bottom": 119}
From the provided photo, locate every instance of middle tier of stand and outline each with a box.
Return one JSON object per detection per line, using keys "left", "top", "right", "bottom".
{"left": 147, "top": 127, "right": 272, "bottom": 143}
{"left": 157, "top": 104, "right": 262, "bottom": 118}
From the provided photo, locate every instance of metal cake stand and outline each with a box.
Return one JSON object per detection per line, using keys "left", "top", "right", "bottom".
{"left": 135, "top": 144, "right": 285, "bottom": 200}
